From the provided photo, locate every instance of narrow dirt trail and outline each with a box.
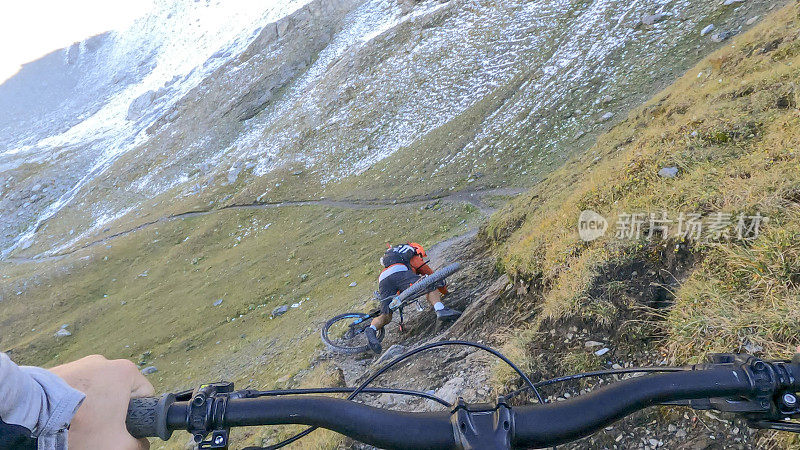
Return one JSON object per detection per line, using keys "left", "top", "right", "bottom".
{"left": 5, "top": 187, "right": 523, "bottom": 264}
{"left": 312, "top": 223, "right": 507, "bottom": 439}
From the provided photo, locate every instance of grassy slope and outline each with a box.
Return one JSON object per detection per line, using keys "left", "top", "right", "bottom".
{"left": 486, "top": 1, "right": 800, "bottom": 377}
{"left": 0, "top": 202, "right": 476, "bottom": 447}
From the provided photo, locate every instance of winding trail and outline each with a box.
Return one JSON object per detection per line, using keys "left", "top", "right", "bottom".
{"left": 5, "top": 187, "right": 523, "bottom": 264}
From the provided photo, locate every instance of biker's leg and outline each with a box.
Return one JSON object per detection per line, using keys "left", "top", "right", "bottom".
{"left": 430, "top": 290, "right": 461, "bottom": 320}
{"left": 426, "top": 290, "right": 443, "bottom": 309}
{"left": 370, "top": 312, "right": 392, "bottom": 331}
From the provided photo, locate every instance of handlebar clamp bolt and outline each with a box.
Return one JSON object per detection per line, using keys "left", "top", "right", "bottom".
{"left": 783, "top": 393, "right": 798, "bottom": 408}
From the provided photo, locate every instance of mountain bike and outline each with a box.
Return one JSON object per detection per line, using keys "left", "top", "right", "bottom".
{"left": 127, "top": 342, "right": 800, "bottom": 449}
{"left": 320, "top": 262, "right": 462, "bottom": 354}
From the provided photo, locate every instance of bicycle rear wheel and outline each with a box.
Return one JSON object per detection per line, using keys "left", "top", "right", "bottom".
{"left": 321, "top": 312, "right": 385, "bottom": 354}
{"left": 394, "top": 262, "right": 462, "bottom": 305}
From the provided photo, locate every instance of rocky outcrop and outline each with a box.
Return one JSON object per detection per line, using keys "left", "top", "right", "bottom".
{"left": 127, "top": 90, "right": 157, "bottom": 121}
{"left": 148, "top": 0, "right": 360, "bottom": 130}
{"left": 0, "top": 31, "right": 156, "bottom": 149}
{"left": 442, "top": 274, "right": 510, "bottom": 338}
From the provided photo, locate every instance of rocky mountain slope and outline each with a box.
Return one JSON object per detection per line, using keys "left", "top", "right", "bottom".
{"left": 0, "top": 0, "right": 794, "bottom": 448}
{"left": 0, "top": 0, "right": 782, "bottom": 260}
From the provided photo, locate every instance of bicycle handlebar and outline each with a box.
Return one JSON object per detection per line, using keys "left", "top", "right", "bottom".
{"left": 127, "top": 355, "right": 800, "bottom": 449}
{"left": 512, "top": 365, "right": 767, "bottom": 447}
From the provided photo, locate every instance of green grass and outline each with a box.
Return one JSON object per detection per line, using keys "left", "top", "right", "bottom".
{"left": 0, "top": 202, "right": 477, "bottom": 448}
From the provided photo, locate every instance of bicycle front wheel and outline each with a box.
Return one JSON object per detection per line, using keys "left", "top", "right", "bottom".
{"left": 321, "top": 312, "right": 385, "bottom": 354}
{"left": 394, "top": 262, "right": 462, "bottom": 305}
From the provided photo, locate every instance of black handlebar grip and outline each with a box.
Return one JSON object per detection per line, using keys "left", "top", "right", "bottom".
{"left": 126, "top": 394, "right": 176, "bottom": 441}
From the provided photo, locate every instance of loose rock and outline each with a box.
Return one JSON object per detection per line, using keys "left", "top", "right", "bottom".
{"left": 641, "top": 13, "right": 669, "bottom": 26}
{"left": 435, "top": 377, "right": 465, "bottom": 404}
{"left": 375, "top": 344, "right": 408, "bottom": 365}
{"left": 271, "top": 305, "right": 289, "bottom": 317}
{"left": 141, "top": 366, "right": 158, "bottom": 375}
{"left": 598, "top": 112, "right": 614, "bottom": 123}
{"left": 658, "top": 167, "right": 679, "bottom": 178}
{"left": 711, "top": 31, "right": 735, "bottom": 43}
{"left": 743, "top": 341, "right": 763, "bottom": 354}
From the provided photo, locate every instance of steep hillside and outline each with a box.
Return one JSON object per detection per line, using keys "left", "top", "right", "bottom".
{"left": 1, "top": 0, "right": 782, "bottom": 260}
{"left": 0, "top": 0, "right": 797, "bottom": 448}
{"left": 486, "top": 0, "right": 800, "bottom": 419}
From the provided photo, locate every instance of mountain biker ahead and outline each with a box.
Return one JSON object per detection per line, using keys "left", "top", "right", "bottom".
{"left": 365, "top": 242, "right": 461, "bottom": 353}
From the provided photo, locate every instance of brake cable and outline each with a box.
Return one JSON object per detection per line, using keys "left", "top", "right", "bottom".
{"left": 251, "top": 386, "right": 451, "bottom": 406}
{"left": 250, "top": 340, "right": 544, "bottom": 449}
{"left": 346, "top": 340, "right": 543, "bottom": 403}
{"left": 505, "top": 366, "right": 689, "bottom": 400}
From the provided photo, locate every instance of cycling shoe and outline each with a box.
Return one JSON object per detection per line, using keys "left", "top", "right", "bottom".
{"left": 436, "top": 307, "right": 462, "bottom": 322}
{"left": 365, "top": 327, "right": 382, "bottom": 354}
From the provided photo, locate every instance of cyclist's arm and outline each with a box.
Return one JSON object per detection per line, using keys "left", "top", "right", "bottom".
{"left": 49, "top": 355, "right": 153, "bottom": 450}
{"left": 0, "top": 352, "right": 85, "bottom": 450}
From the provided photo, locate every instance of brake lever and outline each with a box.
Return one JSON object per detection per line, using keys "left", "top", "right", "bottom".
{"left": 684, "top": 353, "right": 800, "bottom": 427}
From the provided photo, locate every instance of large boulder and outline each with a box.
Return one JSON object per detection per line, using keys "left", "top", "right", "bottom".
{"left": 127, "top": 90, "right": 157, "bottom": 121}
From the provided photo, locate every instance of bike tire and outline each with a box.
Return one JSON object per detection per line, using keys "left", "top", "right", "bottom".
{"left": 394, "top": 262, "right": 462, "bottom": 305}
{"left": 321, "top": 312, "right": 385, "bottom": 354}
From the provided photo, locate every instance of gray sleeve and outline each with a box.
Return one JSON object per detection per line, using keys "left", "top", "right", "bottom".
{"left": 0, "top": 352, "right": 86, "bottom": 450}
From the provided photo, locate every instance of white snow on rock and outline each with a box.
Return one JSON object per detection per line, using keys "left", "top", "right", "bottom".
{"left": 1, "top": 0, "right": 313, "bottom": 259}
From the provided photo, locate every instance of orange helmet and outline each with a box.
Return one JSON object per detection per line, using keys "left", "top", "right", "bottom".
{"left": 409, "top": 242, "right": 427, "bottom": 258}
